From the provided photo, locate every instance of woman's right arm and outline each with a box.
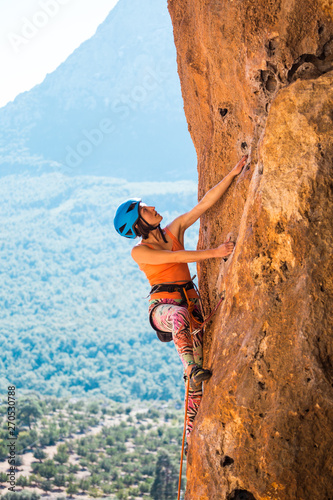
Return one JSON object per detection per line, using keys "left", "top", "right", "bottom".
{"left": 131, "top": 239, "right": 234, "bottom": 265}
{"left": 167, "top": 155, "right": 248, "bottom": 241}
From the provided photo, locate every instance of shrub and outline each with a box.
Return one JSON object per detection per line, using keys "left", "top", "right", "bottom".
{"left": 90, "top": 473, "right": 101, "bottom": 486}
{"left": 0, "top": 471, "right": 8, "bottom": 482}
{"left": 66, "top": 482, "right": 79, "bottom": 497}
{"left": 54, "top": 474, "right": 66, "bottom": 487}
{"left": 32, "top": 459, "right": 57, "bottom": 479}
{"left": 150, "top": 451, "right": 178, "bottom": 500}
{"left": 88, "top": 487, "right": 104, "bottom": 498}
{"left": 79, "top": 478, "right": 91, "bottom": 491}
{"left": 1, "top": 492, "right": 40, "bottom": 500}
{"left": 16, "top": 475, "right": 29, "bottom": 487}
{"left": 116, "top": 490, "right": 128, "bottom": 500}
{"left": 33, "top": 448, "right": 47, "bottom": 462}
{"left": 40, "top": 479, "right": 52, "bottom": 491}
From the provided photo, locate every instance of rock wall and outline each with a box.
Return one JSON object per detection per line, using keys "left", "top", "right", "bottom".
{"left": 168, "top": 1, "right": 333, "bottom": 499}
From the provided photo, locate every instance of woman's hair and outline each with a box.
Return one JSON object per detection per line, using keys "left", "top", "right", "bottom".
{"left": 134, "top": 218, "right": 151, "bottom": 239}
{"left": 135, "top": 217, "right": 168, "bottom": 243}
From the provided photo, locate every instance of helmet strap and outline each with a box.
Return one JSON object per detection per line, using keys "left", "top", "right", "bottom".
{"left": 139, "top": 215, "right": 168, "bottom": 244}
{"left": 158, "top": 225, "right": 168, "bottom": 244}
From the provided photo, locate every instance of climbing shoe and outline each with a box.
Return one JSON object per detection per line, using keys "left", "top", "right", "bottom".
{"left": 189, "top": 365, "right": 212, "bottom": 389}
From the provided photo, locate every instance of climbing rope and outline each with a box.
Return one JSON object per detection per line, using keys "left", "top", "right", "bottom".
{"left": 177, "top": 376, "right": 190, "bottom": 500}
{"left": 183, "top": 284, "right": 226, "bottom": 336}
{"left": 189, "top": 290, "right": 225, "bottom": 335}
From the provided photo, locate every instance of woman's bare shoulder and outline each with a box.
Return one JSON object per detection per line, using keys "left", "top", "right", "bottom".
{"left": 131, "top": 243, "right": 151, "bottom": 262}
{"left": 165, "top": 221, "right": 184, "bottom": 247}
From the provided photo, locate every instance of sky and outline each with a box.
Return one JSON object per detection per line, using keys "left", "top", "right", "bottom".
{"left": 0, "top": 0, "right": 119, "bottom": 108}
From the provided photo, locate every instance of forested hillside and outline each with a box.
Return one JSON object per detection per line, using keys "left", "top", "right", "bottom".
{"left": 0, "top": 173, "right": 199, "bottom": 401}
{"left": 0, "top": 397, "right": 184, "bottom": 499}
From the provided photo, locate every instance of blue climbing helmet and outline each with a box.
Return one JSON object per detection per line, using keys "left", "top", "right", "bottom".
{"left": 113, "top": 198, "right": 141, "bottom": 239}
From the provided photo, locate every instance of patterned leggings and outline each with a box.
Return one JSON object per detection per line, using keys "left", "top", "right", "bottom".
{"left": 150, "top": 298, "right": 204, "bottom": 437}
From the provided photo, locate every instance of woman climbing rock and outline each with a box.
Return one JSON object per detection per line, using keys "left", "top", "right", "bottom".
{"left": 113, "top": 155, "right": 248, "bottom": 444}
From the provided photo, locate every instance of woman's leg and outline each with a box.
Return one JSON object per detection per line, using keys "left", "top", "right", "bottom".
{"left": 186, "top": 384, "right": 203, "bottom": 438}
{"left": 151, "top": 303, "right": 196, "bottom": 372}
{"left": 191, "top": 304, "right": 204, "bottom": 367}
{"left": 151, "top": 302, "right": 205, "bottom": 437}
{"left": 186, "top": 304, "right": 204, "bottom": 437}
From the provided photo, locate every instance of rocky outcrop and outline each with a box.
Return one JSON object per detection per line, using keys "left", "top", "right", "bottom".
{"left": 168, "top": 1, "right": 333, "bottom": 498}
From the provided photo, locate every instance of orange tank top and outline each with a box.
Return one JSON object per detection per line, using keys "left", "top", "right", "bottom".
{"left": 138, "top": 227, "right": 198, "bottom": 301}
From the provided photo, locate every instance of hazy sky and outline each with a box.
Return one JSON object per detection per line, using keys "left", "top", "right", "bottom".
{"left": 0, "top": 0, "right": 119, "bottom": 108}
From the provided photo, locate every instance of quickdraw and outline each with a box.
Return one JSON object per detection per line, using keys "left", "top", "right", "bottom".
{"left": 184, "top": 287, "right": 226, "bottom": 336}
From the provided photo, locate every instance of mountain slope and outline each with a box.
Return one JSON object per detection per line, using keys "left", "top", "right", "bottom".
{"left": 0, "top": 0, "right": 196, "bottom": 181}
{"left": 0, "top": 173, "right": 199, "bottom": 401}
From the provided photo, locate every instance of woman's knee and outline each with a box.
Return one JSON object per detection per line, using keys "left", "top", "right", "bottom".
{"left": 171, "top": 306, "right": 190, "bottom": 330}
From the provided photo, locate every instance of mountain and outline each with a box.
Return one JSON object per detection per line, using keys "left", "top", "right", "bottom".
{"left": 0, "top": 0, "right": 196, "bottom": 181}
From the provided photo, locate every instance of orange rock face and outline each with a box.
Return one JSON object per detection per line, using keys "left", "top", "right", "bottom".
{"left": 168, "top": 1, "right": 333, "bottom": 499}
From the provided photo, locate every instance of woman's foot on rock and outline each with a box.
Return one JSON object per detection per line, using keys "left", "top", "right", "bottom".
{"left": 189, "top": 365, "right": 212, "bottom": 389}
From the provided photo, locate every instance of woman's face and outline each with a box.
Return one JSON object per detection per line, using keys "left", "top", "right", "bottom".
{"left": 139, "top": 202, "right": 163, "bottom": 226}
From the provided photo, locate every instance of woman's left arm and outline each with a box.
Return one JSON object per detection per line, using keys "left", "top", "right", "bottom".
{"left": 168, "top": 155, "right": 248, "bottom": 238}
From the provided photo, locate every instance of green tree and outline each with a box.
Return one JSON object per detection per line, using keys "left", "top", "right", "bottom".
{"left": 39, "top": 459, "right": 57, "bottom": 479}
{"left": 68, "top": 464, "right": 79, "bottom": 473}
{"left": 123, "top": 474, "right": 133, "bottom": 486}
{"left": 140, "top": 481, "right": 151, "bottom": 494}
{"left": 28, "top": 473, "right": 38, "bottom": 486}
{"left": 17, "top": 429, "right": 38, "bottom": 453}
{"left": 54, "top": 451, "right": 69, "bottom": 464}
{"left": 87, "top": 402, "right": 99, "bottom": 414}
{"left": 0, "top": 471, "right": 8, "bottom": 483}
{"left": 16, "top": 475, "right": 29, "bottom": 487}
{"left": 99, "top": 457, "right": 113, "bottom": 472}
{"left": 116, "top": 490, "right": 128, "bottom": 500}
{"left": 89, "top": 487, "right": 104, "bottom": 498}
{"left": 67, "top": 482, "right": 79, "bottom": 498}
{"left": 40, "top": 479, "right": 52, "bottom": 492}
{"left": 150, "top": 451, "right": 178, "bottom": 500}
{"left": 79, "top": 478, "right": 91, "bottom": 492}
{"left": 102, "top": 483, "right": 113, "bottom": 494}
{"left": 33, "top": 448, "right": 47, "bottom": 462}
{"left": 0, "top": 442, "right": 7, "bottom": 461}
{"left": 90, "top": 473, "right": 101, "bottom": 486}
{"left": 18, "top": 400, "right": 43, "bottom": 429}
{"left": 54, "top": 474, "right": 66, "bottom": 487}
{"left": 1, "top": 492, "right": 40, "bottom": 500}
{"left": 39, "top": 424, "right": 60, "bottom": 446}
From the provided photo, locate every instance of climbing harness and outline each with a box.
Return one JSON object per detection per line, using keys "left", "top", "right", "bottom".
{"left": 148, "top": 279, "right": 199, "bottom": 342}
{"left": 149, "top": 279, "right": 196, "bottom": 300}
{"left": 149, "top": 277, "right": 225, "bottom": 342}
